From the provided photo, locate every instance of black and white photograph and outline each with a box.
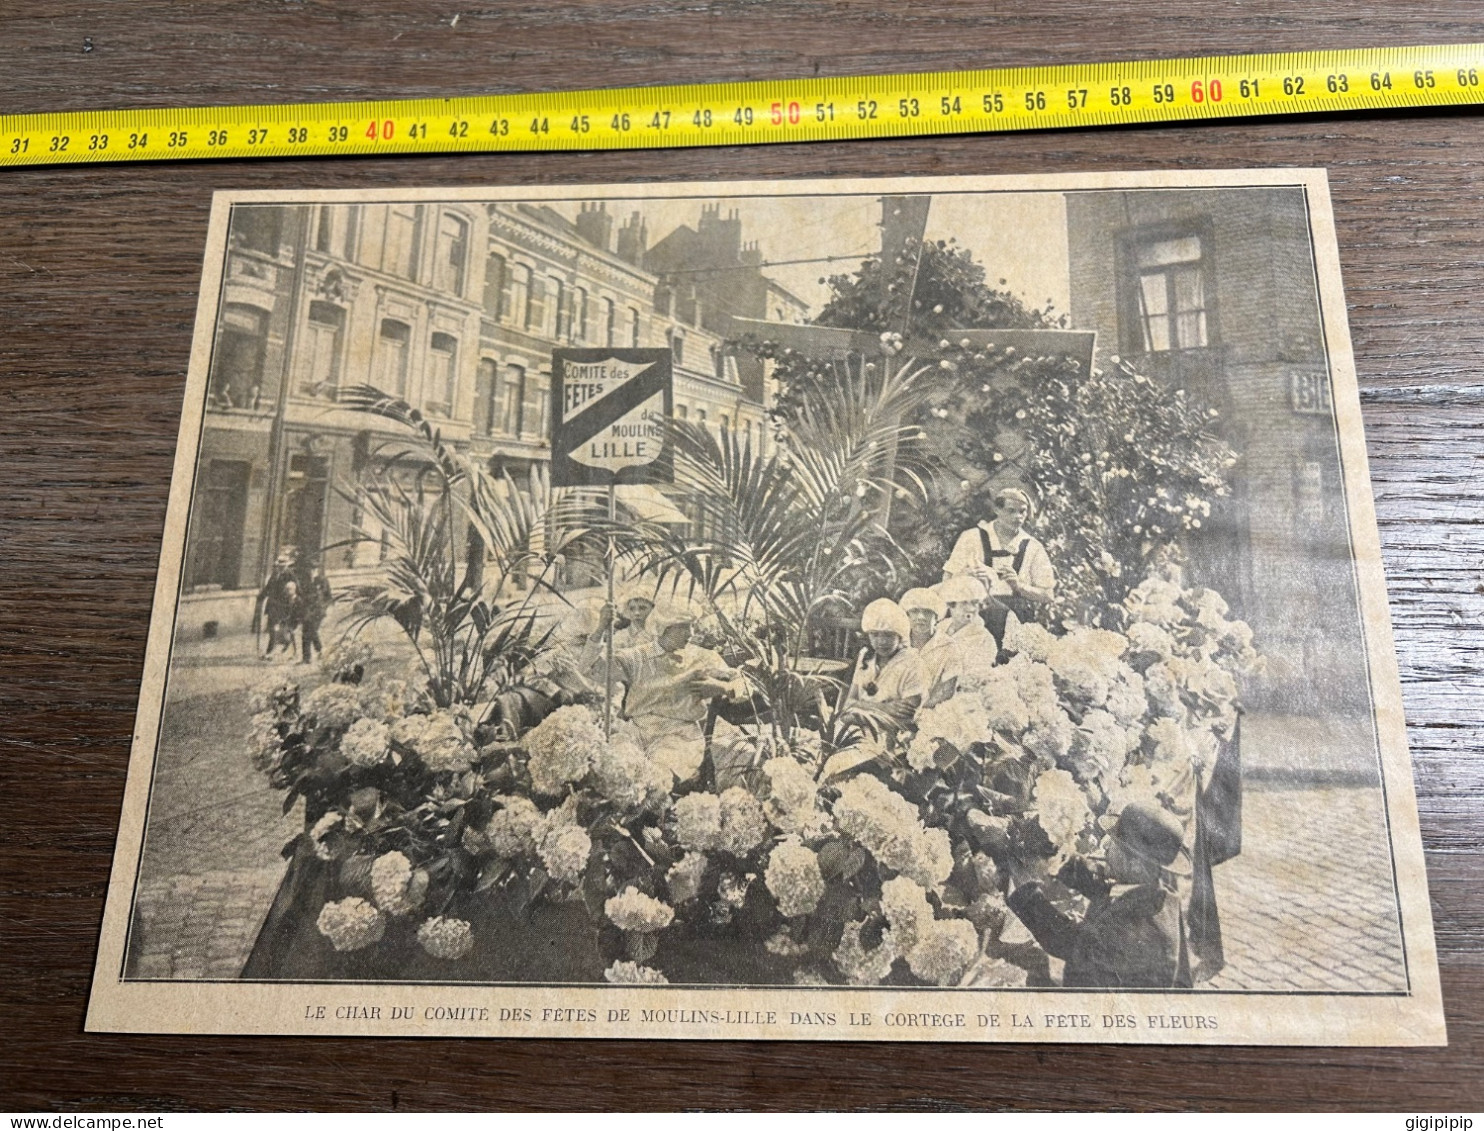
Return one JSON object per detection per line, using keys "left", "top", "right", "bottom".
{"left": 86, "top": 171, "right": 1443, "bottom": 1044}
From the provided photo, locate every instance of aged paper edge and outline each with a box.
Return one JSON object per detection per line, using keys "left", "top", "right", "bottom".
{"left": 84, "top": 167, "right": 1446, "bottom": 1045}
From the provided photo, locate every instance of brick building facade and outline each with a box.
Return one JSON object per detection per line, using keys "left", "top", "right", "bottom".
{"left": 182, "top": 198, "right": 804, "bottom": 636}
{"left": 1065, "top": 186, "right": 1369, "bottom": 712}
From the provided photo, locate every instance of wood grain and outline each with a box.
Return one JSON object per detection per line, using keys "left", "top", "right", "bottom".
{"left": 2, "top": 0, "right": 1482, "bottom": 1111}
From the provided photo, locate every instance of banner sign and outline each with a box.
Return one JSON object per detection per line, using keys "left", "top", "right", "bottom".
{"left": 550, "top": 349, "right": 674, "bottom": 487}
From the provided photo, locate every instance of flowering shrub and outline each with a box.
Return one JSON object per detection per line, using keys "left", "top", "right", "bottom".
{"left": 249, "top": 555, "right": 1253, "bottom": 988}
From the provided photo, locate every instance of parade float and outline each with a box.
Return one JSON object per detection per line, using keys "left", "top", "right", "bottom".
{"left": 242, "top": 231, "right": 1256, "bottom": 987}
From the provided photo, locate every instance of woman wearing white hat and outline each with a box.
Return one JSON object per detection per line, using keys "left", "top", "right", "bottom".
{"left": 942, "top": 486, "right": 1056, "bottom": 626}
{"left": 842, "top": 598, "right": 926, "bottom": 734}
{"left": 899, "top": 587, "right": 960, "bottom": 708}
{"left": 936, "top": 574, "right": 1005, "bottom": 686}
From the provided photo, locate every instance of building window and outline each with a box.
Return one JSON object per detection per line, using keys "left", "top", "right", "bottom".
{"left": 374, "top": 318, "right": 411, "bottom": 398}
{"left": 603, "top": 297, "right": 616, "bottom": 347}
{"left": 300, "top": 301, "right": 345, "bottom": 397}
{"left": 474, "top": 357, "right": 498, "bottom": 435}
{"left": 510, "top": 264, "right": 532, "bottom": 328}
{"left": 719, "top": 413, "right": 729, "bottom": 433}
{"left": 523, "top": 372, "right": 548, "bottom": 439}
{"left": 670, "top": 329, "right": 685, "bottom": 366}
{"left": 231, "top": 207, "right": 283, "bottom": 255}
{"left": 427, "top": 332, "right": 458, "bottom": 417}
{"left": 545, "top": 275, "right": 566, "bottom": 339}
{"left": 211, "top": 304, "right": 269, "bottom": 409}
{"left": 629, "top": 307, "right": 641, "bottom": 348}
{"left": 373, "top": 204, "right": 422, "bottom": 280}
{"left": 572, "top": 286, "right": 588, "bottom": 344}
{"left": 187, "top": 460, "right": 251, "bottom": 590}
{"left": 676, "top": 404, "right": 688, "bottom": 420}
{"left": 696, "top": 408, "right": 707, "bottom": 425}
{"left": 501, "top": 364, "right": 526, "bottom": 435}
{"left": 315, "top": 207, "right": 334, "bottom": 253}
{"left": 342, "top": 206, "right": 360, "bottom": 260}
{"left": 435, "top": 212, "right": 469, "bottom": 296}
{"left": 1126, "top": 231, "right": 1210, "bottom": 352}
{"left": 484, "top": 252, "right": 507, "bottom": 320}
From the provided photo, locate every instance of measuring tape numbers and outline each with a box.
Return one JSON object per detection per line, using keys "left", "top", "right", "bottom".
{"left": 4, "top": 44, "right": 1483, "bottom": 167}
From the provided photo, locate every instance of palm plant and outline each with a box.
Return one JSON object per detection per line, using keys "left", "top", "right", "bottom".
{"left": 631, "top": 356, "right": 941, "bottom": 749}
{"left": 334, "top": 384, "right": 603, "bottom": 715}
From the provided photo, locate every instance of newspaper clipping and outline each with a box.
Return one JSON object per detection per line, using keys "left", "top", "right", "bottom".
{"left": 86, "top": 170, "right": 1445, "bottom": 1044}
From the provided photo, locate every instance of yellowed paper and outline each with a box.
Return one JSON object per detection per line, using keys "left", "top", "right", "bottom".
{"left": 87, "top": 170, "right": 1444, "bottom": 1044}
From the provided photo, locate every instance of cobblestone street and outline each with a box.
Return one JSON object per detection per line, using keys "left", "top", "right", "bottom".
{"left": 1204, "top": 781, "right": 1408, "bottom": 991}
{"left": 127, "top": 631, "right": 1412, "bottom": 990}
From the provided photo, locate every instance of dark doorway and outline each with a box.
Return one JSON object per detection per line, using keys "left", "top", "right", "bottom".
{"left": 188, "top": 460, "right": 251, "bottom": 589}
{"left": 282, "top": 454, "right": 330, "bottom": 560}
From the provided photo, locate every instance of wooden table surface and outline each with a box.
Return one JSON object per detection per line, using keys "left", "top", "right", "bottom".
{"left": 3, "top": 0, "right": 1482, "bottom": 1112}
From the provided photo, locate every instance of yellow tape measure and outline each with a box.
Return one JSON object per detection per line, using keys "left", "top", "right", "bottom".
{"left": 5, "top": 43, "right": 1483, "bottom": 167}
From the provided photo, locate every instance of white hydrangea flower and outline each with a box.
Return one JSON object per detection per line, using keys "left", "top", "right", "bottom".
{"left": 718, "top": 787, "right": 768, "bottom": 855}
{"left": 879, "top": 875, "right": 933, "bottom": 954}
{"left": 1143, "top": 663, "right": 1183, "bottom": 717}
{"left": 308, "top": 811, "right": 344, "bottom": 861}
{"left": 390, "top": 713, "right": 430, "bottom": 747}
{"left": 247, "top": 710, "right": 283, "bottom": 773}
{"left": 1106, "top": 762, "right": 1162, "bottom": 816}
{"left": 912, "top": 698, "right": 992, "bottom": 768}
{"left": 1070, "top": 709, "right": 1126, "bottom": 784}
{"left": 524, "top": 704, "right": 605, "bottom": 795}
{"left": 416, "top": 916, "right": 474, "bottom": 960}
{"left": 674, "top": 792, "right": 723, "bottom": 851}
{"left": 604, "top": 960, "right": 669, "bottom": 984}
{"left": 412, "top": 710, "right": 476, "bottom": 774}
{"left": 1146, "top": 716, "right": 1188, "bottom": 764}
{"left": 369, "top": 850, "right": 428, "bottom": 916}
{"left": 319, "top": 639, "right": 373, "bottom": 683}
{"left": 666, "top": 852, "right": 708, "bottom": 904}
{"left": 340, "top": 717, "right": 391, "bottom": 768}
{"left": 1126, "top": 620, "right": 1177, "bottom": 658}
{"left": 537, "top": 821, "right": 592, "bottom": 885}
{"left": 486, "top": 795, "right": 544, "bottom": 858}
{"left": 1024, "top": 710, "right": 1075, "bottom": 761}
{"left": 248, "top": 675, "right": 300, "bottom": 717}
{"left": 977, "top": 670, "right": 1032, "bottom": 736}
{"left": 833, "top": 920, "right": 897, "bottom": 986}
{"left": 360, "top": 676, "right": 421, "bottom": 725}
{"left": 760, "top": 757, "right": 825, "bottom": 835}
{"left": 832, "top": 776, "right": 952, "bottom": 891}
{"left": 906, "top": 918, "right": 979, "bottom": 986}
{"left": 1105, "top": 667, "right": 1150, "bottom": 727}
{"left": 764, "top": 838, "right": 825, "bottom": 918}
{"left": 301, "top": 681, "right": 365, "bottom": 729}
{"left": 604, "top": 886, "right": 675, "bottom": 933}
{"left": 316, "top": 897, "right": 385, "bottom": 951}
{"left": 1009, "top": 621, "right": 1057, "bottom": 663}
{"left": 1032, "top": 767, "right": 1092, "bottom": 866}
{"left": 592, "top": 739, "right": 669, "bottom": 809}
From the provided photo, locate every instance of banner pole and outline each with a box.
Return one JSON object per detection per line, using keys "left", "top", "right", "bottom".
{"left": 604, "top": 480, "right": 617, "bottom": 740}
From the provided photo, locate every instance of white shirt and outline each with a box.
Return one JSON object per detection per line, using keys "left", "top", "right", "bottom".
{"left": 944, "top": 521, "right": 1056, "bottom": 599}
{"left": 846, "top": 645, "right": 927, "bottom": 707}
{"left": 917, "top": 629, "right": 963, "bottom": 706}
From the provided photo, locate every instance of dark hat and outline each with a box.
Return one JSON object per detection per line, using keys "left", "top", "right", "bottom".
{"left": 1109, "top": 802, "right": 1186, "bottom": 868}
